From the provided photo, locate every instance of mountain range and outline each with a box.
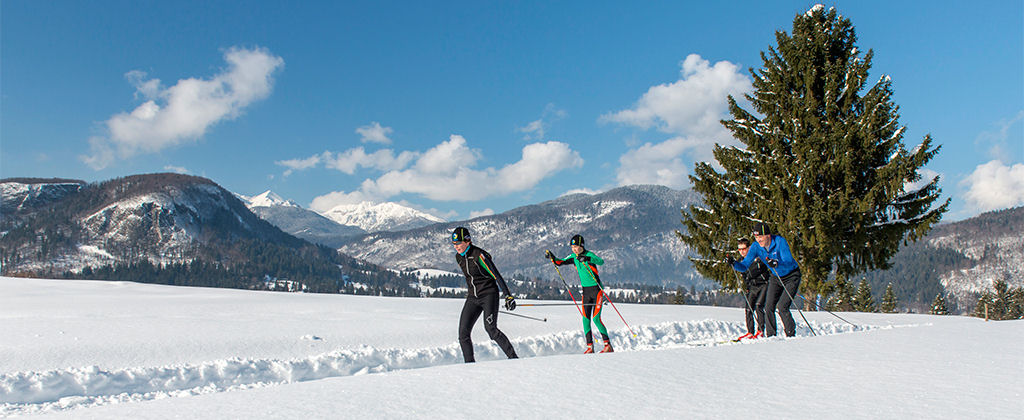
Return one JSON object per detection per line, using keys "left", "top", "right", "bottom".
{"left": 2, "top": 173, "right": 1021, "bottom": 312}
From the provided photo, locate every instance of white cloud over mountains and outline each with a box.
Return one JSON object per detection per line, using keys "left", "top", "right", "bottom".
{"left": 300, "top": 135, "right": 583, "bottom": 212}
{"left": 603, "top": 54, "right": 752, "bottom": 188}
{"left": 961, "top": 160, "right": 1024, "bottom": 214}
{"left": 83, "top": 47, "right": 284, "bottom": 169}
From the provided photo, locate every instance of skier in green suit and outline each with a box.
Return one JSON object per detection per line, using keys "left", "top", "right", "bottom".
{"left": 546, "top": 234, "right": 613, "bottom": 354}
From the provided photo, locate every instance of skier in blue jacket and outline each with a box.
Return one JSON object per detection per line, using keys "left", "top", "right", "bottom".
{"left": 728, "top": 222, "right": 802, "bottom": 337}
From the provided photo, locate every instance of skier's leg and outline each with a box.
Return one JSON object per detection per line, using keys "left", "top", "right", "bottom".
{"left": 593, "top": 291, "right": 610, "bottom": 342}
{"left": 777, "top": 271, "right": 802, "bottom": 337}
{"left": 764, "top": 280, "right": 784, "bottom": 337}
{"left": 458, "top": 297, "right": 483, "bottom": 363}
{"left": 753, "top": 285, "right": 768, "bottom": 334}
{"left": 482, "top": 293, "right": 518, "bottom": 359}
{"left": 744, "top": 289, "right": 757, "bottom": 335}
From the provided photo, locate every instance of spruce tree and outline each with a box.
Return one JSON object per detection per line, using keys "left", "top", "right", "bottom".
{"left": 931, "top": 293, "right": 949, "bottom": 315}
{"left": 880, "top": 283, "right": 898, "bottom": 313}
{"left": 852, "top": 278, "right": 876, "bottom": 312}
{"left": 678, "top": 6, "right": 948, "bottom": 295}
{"left": 826, "top": 278, "right": 854, "bottom": 311}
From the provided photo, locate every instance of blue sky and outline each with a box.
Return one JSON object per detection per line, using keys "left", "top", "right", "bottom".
{"left": 2, "top": 1, "right": 1022, "bottom": 221}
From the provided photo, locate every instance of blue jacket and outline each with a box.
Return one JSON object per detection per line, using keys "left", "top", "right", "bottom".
{"left": 732, "top": 235, "right": 799, "bottom": 278}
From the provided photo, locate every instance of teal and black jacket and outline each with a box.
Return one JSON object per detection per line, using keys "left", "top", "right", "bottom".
{"left": 553, "top": 250, "right": 604, "bottom": 287}
{"left": 455, "top": 244, "right": 511, "bottom": 298}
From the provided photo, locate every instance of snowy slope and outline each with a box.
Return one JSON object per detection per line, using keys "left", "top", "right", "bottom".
{"left": 1, "top": 276, "right": 1019, "bottom": 419}
{"left": 319, "top": 201, "right": 445, "bottom": 233}
{"left": 238, "top": 190, "right": 300, "bottom": 208}
{"left": 238, "top": 190, "right": 366, "bottom": 247}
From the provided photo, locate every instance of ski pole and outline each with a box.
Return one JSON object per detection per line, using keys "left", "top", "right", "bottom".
{"left": 762, "top": 258, "right": 816, "bottom": 336}
{"left": 549, "top": 250, "right": 585, "bottom": 317}
{"left": 500, "top": 310, "right": 546, "bottom": 322}
{"left": 517, "top": 303, "right": 587, "bottom": 307}
{"left": 795, "top": 293, "right": 858, "bottom": 328}
{"left": 733, "top": 269, "right": 763, "bottom": 339}
{"left": 594, "top": 284, "right": 638, "bottom": 337}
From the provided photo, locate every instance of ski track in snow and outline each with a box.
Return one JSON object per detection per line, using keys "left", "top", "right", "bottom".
{"left": 1, "top": 319, "right": 889, "bottom": 416}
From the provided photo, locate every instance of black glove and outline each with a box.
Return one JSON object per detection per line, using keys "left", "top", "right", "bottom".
{"left": 726, "top": 255, "right": 736, "bottom": 265}
{"left": 577, "top": 255, "right": 591, "bottom": 263}
{"left": 545, "top": 250, "right": 555, "bottom": 262}
{"left": 504, "top": 295, "right": 516, "bottom": 311}
{"left": 765, "top": 258, "right": 779, "bottom": 268}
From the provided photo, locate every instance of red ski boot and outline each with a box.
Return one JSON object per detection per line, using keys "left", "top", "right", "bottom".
{"left": 753, "top": 330, "right": 764, "bottom": 339}
{"left": 583, "top": 344, "right": 594, "bottom": 354}
{"left": 599, "top": 343, "right": 614, "bottom": 353}
{"left": 735, "top": 332, "right": 754, "bottom": 341}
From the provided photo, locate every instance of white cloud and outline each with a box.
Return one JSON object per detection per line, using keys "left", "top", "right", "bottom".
{"left": 960, "top": 160, "right": 1024, "bottom": 214}
{"left": 602, "top": 54, "right": 752, "bottom": 188}
{"left": 602, "top": 54, "right": 751, "bottom": 138}
{"left": 356, "top": 122, "right": 394, "bottom": 144}
{"left": 518, "top": 104, "right": 567, "bottom": 140}
{"left": 616, "top": 137, "right": 693, "bottom": 188}
{"left": 324, "top": 148, "right": 419, "bottom": 174}
{"left": 469, "top": 208, "right": 495, "bottom": 218}
{"left": 309, "top": 189, "right": 380, "bottom": 213}
{"left": 310, "top": 135, "right": 584, "bottom": 206}
{"left": 276, "top": 154, "right": 323, "bottom": 176}
{"left": 82, "top": 47, "right": 284, "bottom": 170}
{"left": 163, "top": 165, "right": 190, "bottom": 174}
{"left": 975, "top": 110, "right": 1024, "bottom": 160}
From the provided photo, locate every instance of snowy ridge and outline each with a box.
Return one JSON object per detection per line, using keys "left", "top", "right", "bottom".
{"left": 1, "top": 320, "right": 878, "bottom": 415}
{"left": 320, "top": 201, "right": 445, "bottom": 233}
{"left": 239, "top": 190, "right": 300, "bottom": 208}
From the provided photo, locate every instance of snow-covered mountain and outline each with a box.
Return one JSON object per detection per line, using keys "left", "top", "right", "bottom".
{"left": 927, "top": 206, "right": 1024, "bottom": 307}
{"left": 238, "top": 190, "right": 365, "bottom": 248}
{"left": 337, "top": 185, "right": 710, "bottom": 288}
{"left": 0, "top": 178, "right": 85, "bottom": 216}
{"left": 239, "top": 190, "right": 300, "bottom": 208}
{"left": 1, "top": 174, "right": 305, "bottom": 274}
{"left": 320, "top": 201, "right": 445, "bottom": 233}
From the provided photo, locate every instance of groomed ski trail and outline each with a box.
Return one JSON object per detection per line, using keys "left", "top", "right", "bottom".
{"left": 2, "top": 319, "right": 883, "bottom": 416}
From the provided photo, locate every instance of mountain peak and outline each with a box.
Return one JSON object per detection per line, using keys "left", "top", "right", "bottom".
{"left": 242, "top": 190, "right": 300, "bottom": 208}
{"left": 320, "top": 201, "right": 444, "bottom": 233}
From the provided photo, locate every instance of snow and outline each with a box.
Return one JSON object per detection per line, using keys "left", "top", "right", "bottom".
{"left": 319, "top": 201, "right": 445, "bottom": 232}
{"left": 1, "top": 276, "right": 1020, "bottom": 418}
{"left": 240, "top": 190, "right": 300, "bottom": 208}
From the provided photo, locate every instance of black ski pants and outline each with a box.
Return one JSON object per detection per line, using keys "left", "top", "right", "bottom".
{"left": 744, "top": 283, "right": 767, "bottom": 335}
{"left": 765, "top": 269, "right": 802, "bottom": 337}
{"left": 458, "top": 292, "right": 518, "bottom": 363}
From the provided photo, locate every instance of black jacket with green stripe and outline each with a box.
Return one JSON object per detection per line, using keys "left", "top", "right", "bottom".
{"left": 455, "top": 244, "right": 512, "bottom": 298}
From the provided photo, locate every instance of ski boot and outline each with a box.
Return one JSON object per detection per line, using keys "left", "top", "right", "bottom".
{"left": 753, "top": 330, "right": 764, "bottom": 339}
{"left": 599, "top": 343, "right": 614, "bottom": 353}
{"left": 735, "top": 332, "right": 754, "bottom": 341}
{"left": 583, "top": 344, "right": 594, "bottom": 354}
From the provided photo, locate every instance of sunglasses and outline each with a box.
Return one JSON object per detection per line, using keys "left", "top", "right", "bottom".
{"left": 737, "top": 246, "right": 748, "bottom": 251}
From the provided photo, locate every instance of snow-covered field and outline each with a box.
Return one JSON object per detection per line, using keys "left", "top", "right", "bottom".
{"left": 1, "top": 277, "right": 1020, "bottom": 419}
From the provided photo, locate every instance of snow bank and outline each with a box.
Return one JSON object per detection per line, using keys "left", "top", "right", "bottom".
{"left": 1, "top": 319, "right": 871, "bottom": 415}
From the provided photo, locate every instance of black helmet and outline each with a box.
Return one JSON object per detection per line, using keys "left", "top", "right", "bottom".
{"left": 569, "top": 234, "right": 584, "bottom": 247}
{"left": 752, "top": 222, "right": 771, "bottom": 236}
{"left": 451, "top": 227, "right": 471, "bottom": 242}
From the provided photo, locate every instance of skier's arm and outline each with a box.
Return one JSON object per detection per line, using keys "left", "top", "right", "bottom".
{"left": 584, "top": 252, "right": 604, "bottom": 266}
{"left": 732, "top": 244, "right": 761, "bottom": 272}
{"left": 477, "top": 253, "right": 511, "bottom": 296}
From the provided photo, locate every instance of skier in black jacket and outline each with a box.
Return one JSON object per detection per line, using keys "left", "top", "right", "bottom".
{"left": 729, "top": 237, "right": 769, "bottom": 340}
{"left": 451, "top": 226, "right": 518, "bottom": 363}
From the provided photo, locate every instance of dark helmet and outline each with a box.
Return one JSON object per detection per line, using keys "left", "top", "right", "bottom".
{"left": 752, "top": 222, "right": 771, "bottom": 236}
{"left": 451, "top": 227, "right": 471, "bottom": 242}
{"left": 569, "top": 234, "right": 584, "bottom": 247}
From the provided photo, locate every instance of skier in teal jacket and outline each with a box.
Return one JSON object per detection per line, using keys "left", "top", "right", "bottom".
{"left": 547, "top": 234, "right": 613, "bottom": 353}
